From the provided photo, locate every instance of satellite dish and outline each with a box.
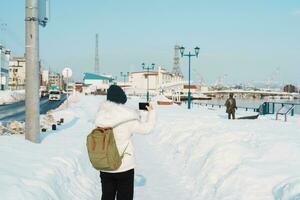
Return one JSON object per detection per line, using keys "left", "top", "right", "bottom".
{"left": 62, "top": 67, "right": 72, "bottom": 78}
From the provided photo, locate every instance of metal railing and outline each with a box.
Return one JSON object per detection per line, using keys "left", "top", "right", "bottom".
{"left": 190, "top": 101, "right": 300, "bottom": 116}
{"left": 260, "top": 102, "right": 299, "bottom": 116}
{"left": 276, "top": 105, "right": 295, "bottom": 122}
{"left": 191, "top": 102, "right": 260, "bottom": 112}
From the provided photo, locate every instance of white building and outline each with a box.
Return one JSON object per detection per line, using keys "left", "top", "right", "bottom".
{"left": 0, "top": 45, "right": 10, "bottom": 90}
{"left": 41, "top": 69, "right": 49, "bottom": 87}
{"left": 83, "top": 73, "right": 113, "bottom": 94}
{"left": 128, "top": 67, "right": 184, "bottom": 95}
{"left": 8, "top": 57, "right": 26, "bottom": 90}
{"left": 8, "top": 56, "right": 55, "bottom": 91}
{"left": 49, "top": 72, "right": 63, "bottom": 90}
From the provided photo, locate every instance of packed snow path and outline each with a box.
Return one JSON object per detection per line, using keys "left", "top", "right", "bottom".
{"left": 133, "top": 136, "right": 190, "bottom": 199}
{"left": 0, "top": 93, "right": 300, "bottom": 200}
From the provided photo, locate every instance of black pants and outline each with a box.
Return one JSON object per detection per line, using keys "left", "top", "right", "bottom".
{"left": 100, "top": 169, "right": 134, "bottom": 200}
{"left": 228, "top": 112, "right": 235, "bottom": 119}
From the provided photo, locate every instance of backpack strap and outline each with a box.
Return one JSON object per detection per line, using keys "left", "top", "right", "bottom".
{"left": 120, "top": 143, "right": 131, "bottom": 158}
{"left": 113, "top": 119, "right": 137, "bottom": 158}
{"left": 96, "top": 119, "right": 137, "bottom": 158}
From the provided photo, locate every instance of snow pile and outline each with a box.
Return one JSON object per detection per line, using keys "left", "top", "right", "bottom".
{"left": 148, "top": 105, "right": 300, "bottom": 199}
{"left": 0, "top": 90, "right": 25, "bottom": 105}
{"left": 0, "top": 93, "right": 300, "bottom": 200}
{"left": 0, "top": 93, "right": 102, "bottom": 199}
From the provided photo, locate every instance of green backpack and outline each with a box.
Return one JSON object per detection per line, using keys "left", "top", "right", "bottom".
{"left": 86, "top": 128, "right": 125, "bottom": 171}
{"left": 86, "top": 120, "right": 136, "bottom": 171}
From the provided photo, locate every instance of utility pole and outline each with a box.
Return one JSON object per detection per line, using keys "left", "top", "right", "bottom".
{"left": 95, "top": 33, "right": 100, "bottom": 74}
{"left": 25, "top": 0, "right": 40, "bottom": 143}
{"left": 62, "top": 67, "right": 72, "bottom": 108}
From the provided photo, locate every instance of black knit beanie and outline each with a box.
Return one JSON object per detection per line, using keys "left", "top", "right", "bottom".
{"left": 107, "top": 85, "right": 127, "bottom": 104}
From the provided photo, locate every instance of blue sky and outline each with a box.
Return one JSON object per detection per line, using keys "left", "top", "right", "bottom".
{"left": 1, "top": 0, "right": 300, "bottom": 85}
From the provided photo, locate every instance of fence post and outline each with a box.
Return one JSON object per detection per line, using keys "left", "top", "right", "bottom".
{"left": 263, "top": 102, "right": 267, "bottom": 114}
{"left": 285, "top": 114, "right": 287, "bottom": 122}
{"left": 259, "top": 103, "right": 265, "bottom": 115}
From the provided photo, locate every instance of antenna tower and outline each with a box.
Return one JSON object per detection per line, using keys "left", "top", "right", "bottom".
{"left": 94, "top": 33, "right": 100, "bottom": 74}
{"left": 172, "top": 45, "right": 183, "bottom": 77}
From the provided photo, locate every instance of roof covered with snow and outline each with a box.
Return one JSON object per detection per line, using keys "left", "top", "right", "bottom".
{"left": 83, "top": 73, "right": 113, "bottom": 81}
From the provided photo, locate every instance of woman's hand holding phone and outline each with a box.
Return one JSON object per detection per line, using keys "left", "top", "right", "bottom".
{"left": 146, "top": 104, "right": 153, "bottom": 112}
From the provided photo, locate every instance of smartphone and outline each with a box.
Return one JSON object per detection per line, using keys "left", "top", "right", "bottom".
{"left": 139, "top": 102, "right": 149, "bottom": 110}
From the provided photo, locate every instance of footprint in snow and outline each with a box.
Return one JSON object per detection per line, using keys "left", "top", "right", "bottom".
{"left": 135, "top": 174, "right": 146, "bottom": 187}
{"left": 272, "top": 176, "right": 300, "bottom": 200}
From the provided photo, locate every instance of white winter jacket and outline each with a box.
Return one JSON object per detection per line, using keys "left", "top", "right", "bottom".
{"left": 94, "top": 101, "right": 156, "bottom": 173}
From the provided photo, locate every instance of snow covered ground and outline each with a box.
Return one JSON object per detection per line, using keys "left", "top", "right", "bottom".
{"left": 0, "top": 93, "right": 300, "bottom": 200}
{"left": 0, "top": 90, "right": 25, "bottom": 105}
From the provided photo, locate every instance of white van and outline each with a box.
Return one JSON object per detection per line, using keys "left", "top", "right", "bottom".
{"left": 48, "top": 90, "right": 61, "bottom": 101}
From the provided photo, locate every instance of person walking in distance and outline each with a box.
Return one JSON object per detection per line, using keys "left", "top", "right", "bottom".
{"left": 95, "top": 85, "right": 155, "bottom": 200}
{"left": 225, "top": 93, "right": 237, "bottom": 119}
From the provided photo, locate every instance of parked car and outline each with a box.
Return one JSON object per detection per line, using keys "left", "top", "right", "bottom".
{"left": 40, "top": 86, "right": 49, "bottom": 97}
{"left": 41, "top": 90, "right": 49, "bottom": 97}
{"left": 48, "top": 90, "right": 61, "bottom": 101}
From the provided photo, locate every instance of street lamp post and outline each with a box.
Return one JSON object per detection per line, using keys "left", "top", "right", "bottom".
{"left": 120, "top": 72, "right": 129, "bottom": 86}
{"left": 142, "top": 63, "right": 155, "bottom": 102}
{"left": 180, "top": 46, "right": 200, "bottom": 109}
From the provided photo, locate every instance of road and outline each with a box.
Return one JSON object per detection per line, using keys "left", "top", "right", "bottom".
{"left": 0, "top": 94, "right": 67, "bottom": 122}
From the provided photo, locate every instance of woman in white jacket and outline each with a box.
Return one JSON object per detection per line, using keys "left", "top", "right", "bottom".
{"left": 95, "top": 85, "right": 155, "bottom": 200}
